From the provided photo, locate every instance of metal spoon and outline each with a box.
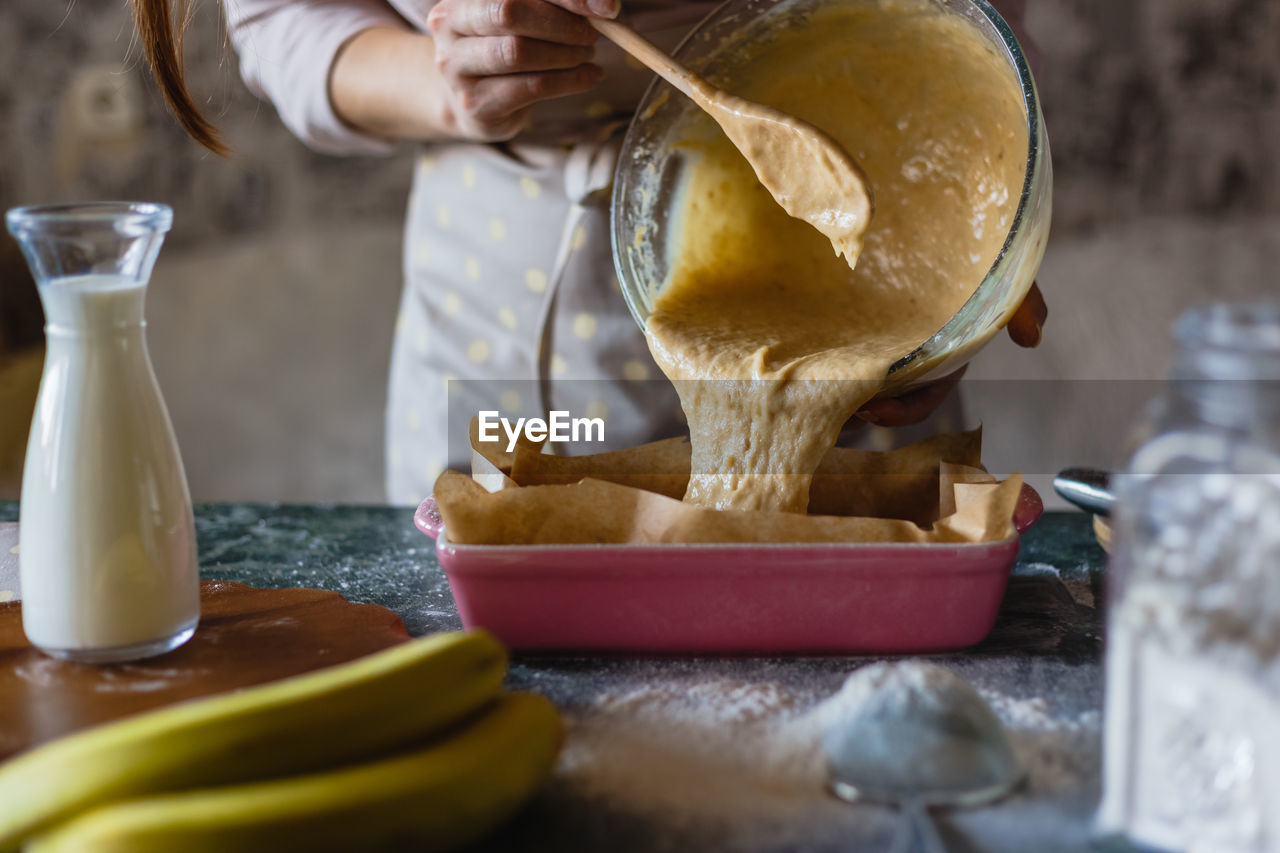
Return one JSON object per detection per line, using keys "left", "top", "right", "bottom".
{"left": 1053, "top": 467, "right": 1114, "bottom": 517}
{"left": 822, "top": 662, "right": 1023, "bottom": 853}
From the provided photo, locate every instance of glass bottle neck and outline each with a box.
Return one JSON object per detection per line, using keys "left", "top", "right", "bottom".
{"left": 6, "top": 202, "right": 169, "bottom": 339}
{"left": 1170, "top": 303, "right": 1280, "bottom": 429}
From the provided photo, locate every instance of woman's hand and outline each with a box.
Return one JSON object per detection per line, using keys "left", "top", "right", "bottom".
{"left": 1006, "top": 281, "right": 1047, "bottom": 348}
{"left": 857, "top": 366, "right": 968, "bottom": 428}
{"left": 426, "top": 0, "right": 614, "bottom": 141}
{"left": 854, "top": 282, "right": 1048, "bottom": 428}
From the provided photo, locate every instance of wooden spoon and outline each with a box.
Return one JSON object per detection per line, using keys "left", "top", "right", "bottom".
{"left": 592, "top": 18, "right": 874, "bottom": 266}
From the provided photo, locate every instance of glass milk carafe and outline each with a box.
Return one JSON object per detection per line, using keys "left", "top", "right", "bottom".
{"left": 6, "top": 202, "right": 199, "bottom": 662}
{"left": 1100, "top": 302, "right": 1280, "bottom": 853}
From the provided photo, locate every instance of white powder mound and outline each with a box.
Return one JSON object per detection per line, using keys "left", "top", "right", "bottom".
{"left": 557, "top": 662, "right": 1100, "bottom": 848}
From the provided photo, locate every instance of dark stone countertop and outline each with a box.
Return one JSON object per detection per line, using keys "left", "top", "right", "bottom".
{"left": 0, "top": 502, "right": 1109, "bottom": 852}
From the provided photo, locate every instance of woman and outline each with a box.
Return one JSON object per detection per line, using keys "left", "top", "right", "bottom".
{"left": 133, "top": 0, "right": 1045, "bottom": 503}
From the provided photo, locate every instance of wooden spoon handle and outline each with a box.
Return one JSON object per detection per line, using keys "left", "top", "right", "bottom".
{"left": 590, "top": 18, "right": 704, "bottom": 101}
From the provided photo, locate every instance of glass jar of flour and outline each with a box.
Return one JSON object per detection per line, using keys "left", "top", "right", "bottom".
{"left": 1100, "top": 302, "right": 1280, "bottom": 853}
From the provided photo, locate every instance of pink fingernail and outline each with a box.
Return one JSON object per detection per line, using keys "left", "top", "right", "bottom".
{"left": 590, "top": 0, "right": 620, "bottom": 19}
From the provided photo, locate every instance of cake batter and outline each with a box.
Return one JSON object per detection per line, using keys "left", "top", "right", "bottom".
{"left": 647, "top": 0, "right": 1028, "bottom": 513}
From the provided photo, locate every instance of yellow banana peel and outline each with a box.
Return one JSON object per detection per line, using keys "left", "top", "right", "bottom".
{"left": 0, "top": 630, "right": 507, "bottom": 850}
{"left": 27, "top": 692, "right": 562, "bottom": 853}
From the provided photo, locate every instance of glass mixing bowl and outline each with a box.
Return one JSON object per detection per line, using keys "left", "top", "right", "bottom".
{"left": 611, "top": 0, "right": 1052, "bottom": 389}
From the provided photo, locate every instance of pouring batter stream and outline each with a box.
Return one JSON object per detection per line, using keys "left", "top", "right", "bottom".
{"left": 645, "top": 0, "right": 1028, "bottom": 513}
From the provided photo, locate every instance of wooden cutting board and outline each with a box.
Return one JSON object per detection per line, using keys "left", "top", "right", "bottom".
{"left": 0, "top": 580, "right": 410, "bottom": 761}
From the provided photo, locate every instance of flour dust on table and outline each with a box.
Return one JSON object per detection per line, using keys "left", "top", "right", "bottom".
{"left": 557, "top": 663, "right": 1101, "bottom": 850}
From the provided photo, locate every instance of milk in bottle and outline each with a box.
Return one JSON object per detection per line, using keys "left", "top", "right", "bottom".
{"left": 7, "top": 203, "right": 199, "bottom": 662}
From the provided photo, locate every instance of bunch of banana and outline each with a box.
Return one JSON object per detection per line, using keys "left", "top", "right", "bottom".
{"left": 0, "top": 630, "right": 562, "bottom": 852}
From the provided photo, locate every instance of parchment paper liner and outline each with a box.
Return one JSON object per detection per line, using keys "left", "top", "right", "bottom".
{"left": 434, "top": 422, "right": 1021, "bottom": 546}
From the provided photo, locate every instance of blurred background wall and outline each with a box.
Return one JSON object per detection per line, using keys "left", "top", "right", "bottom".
{"left": 1, "top": 0, "right": 1278, "bottom": 505}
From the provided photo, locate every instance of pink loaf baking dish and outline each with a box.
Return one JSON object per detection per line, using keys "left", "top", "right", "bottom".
{"left": 414, "top": 486, "right": 1043, "bottom": 655}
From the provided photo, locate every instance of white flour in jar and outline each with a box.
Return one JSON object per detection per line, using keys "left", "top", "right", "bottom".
{"left": 1101, "top": 582, "right": 1280, "bottom": 852}
{"left": 1100, "top": 465, "right": 1280, "bottom": 853}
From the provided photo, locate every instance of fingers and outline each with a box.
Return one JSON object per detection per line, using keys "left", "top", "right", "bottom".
{"left": 464, "top": 64, "right": 603, "bottom": 118}
{"left": 1007, "top": 281, "right": 1047, "bottom": 348}
{"left": 429, "top": 0, "right": 607, "bottom": 141}
{"left": 543, "top": 0, "right": 620, "bottom": 19}
{"left": 442, "top": 36, "right": 595, "bottom": 77}
{"left": 856, "top": 365, "right": 967, "bottom": 428}
{"left": 440, "top": 0, "right": 597, "bottom": 45}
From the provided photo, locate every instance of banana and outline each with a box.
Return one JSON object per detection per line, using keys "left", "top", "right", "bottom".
{"left": 26, "top": 692, "right": 562, "bottom": 853}
{"left": 0, "top": 630, "right": 506, "bottom": 851}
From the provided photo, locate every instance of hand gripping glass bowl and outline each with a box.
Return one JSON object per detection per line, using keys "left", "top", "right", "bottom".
{"left": 610, "top": 0, "right": 1053, "bottom": 390}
